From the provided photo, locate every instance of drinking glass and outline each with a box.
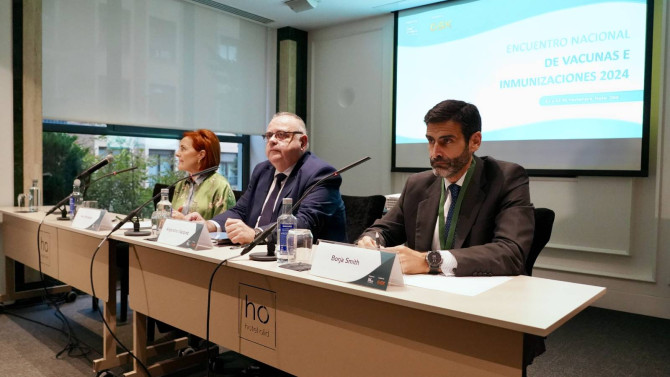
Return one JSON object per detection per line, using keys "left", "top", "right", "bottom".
{"left": 82, "top": 200, "right": 98, "bottom": 209}
{"left": 287, "top": 229, "right": 313, "bottom": 265}
{"left": 17, "top": 193, "right": 28, "bottom": 211}
{"left": 150, "top": 210, "right": 162, "bottom": 236}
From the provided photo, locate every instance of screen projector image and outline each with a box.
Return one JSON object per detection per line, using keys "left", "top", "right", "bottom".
{"left": 394, "top": 0, "right": 652, "bottom": 176}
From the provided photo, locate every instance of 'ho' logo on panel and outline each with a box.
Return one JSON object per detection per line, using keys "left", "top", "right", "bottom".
{"left": 238, "top": 283, "right": 276, "bottom": 350}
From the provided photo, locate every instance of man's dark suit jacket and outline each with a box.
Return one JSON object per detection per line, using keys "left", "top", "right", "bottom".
{"left": 212, "top": 151, "right": 347, "bottom": 242}
{"left": 363, "top": 155, "right": 534, "bottom": 276}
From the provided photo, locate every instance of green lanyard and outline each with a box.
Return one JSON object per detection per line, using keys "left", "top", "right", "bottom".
{"left": 438, "top": 158, "right": 476, "bottom": 250}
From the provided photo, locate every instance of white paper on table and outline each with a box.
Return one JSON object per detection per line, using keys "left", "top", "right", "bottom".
{"left": 403, "top": 275, "right": 512, "bottom": 296}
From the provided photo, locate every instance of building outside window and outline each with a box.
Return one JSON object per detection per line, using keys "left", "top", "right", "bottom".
{"left": 220, "top": 152, "right": 239, "bottom": 189}
{"left": 148, "top": 149, "right": 175, "bottom": 185}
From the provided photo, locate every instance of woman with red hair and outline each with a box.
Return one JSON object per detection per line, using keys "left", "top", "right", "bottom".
{"left": 171, "top": 129, "right": 236, "bottom": 220}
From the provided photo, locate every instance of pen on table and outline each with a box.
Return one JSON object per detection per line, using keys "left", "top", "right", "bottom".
{"left": 375, "top": 232, "right": 381, "bottom": 251}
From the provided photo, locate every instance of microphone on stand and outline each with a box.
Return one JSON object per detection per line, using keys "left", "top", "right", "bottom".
{"left": 82, "top": 166, "right": 138, "bottom": 199}
{"left": 45, "top": 166, "right": 139, "bottom": 220}
{"left": 45, "top": 193, "right": 73, "bottom": 217}
{"left": 76, "top": 154, "right": 114, "bottom": 180}
{"left": 86, "top": 166, "right": 138, "bottom": 186}
{"left": 242, "top": 156, "right": 371, "bottom": 260}
{"left": 47, "top": 179, "right": 82, "bottom": 221}
{"left": 111, "top": 166, "right": 219, "bottom": 235}
{"left": 45, "top": 155, "right": 113, "bottom": 219}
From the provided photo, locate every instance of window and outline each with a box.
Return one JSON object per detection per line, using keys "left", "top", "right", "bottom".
{"left": 220, "top": 152, "right": 239, "bottom": 188}
{"left": 148, "top": 149, "right": 176, "bottom": 184}
{"left": 43, "top": 120, "right": 249, "bottom": 216}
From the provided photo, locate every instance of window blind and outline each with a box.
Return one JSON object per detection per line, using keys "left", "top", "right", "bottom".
{"left": 43, "top": 0, "right": 270, "bottom": 135}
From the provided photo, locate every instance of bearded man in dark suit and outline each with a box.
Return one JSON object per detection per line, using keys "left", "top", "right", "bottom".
{"left": 358, "top": 100, "right": 534, "bottom": 277}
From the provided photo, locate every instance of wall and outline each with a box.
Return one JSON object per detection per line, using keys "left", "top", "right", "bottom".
{"left": 308, "top": 16, "right": 395, "bottom": 196}
{"left": 308, "top": 1, "right": 670, "bottom": 319}
{"left": 0, "top": 0, "right": 15, "bottom": 296}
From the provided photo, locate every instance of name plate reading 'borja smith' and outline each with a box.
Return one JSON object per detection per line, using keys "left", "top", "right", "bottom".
{"left": 310, "top": 241, "right": 404, "bottom": 291}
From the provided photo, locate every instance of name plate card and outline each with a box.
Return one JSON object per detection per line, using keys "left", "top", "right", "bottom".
{"left": 310, "top": 241, "right": 404, "bottom": 291}
{"left": 72, "top": 208, "right": 113, "bottom": 231}
{"left": 157, "top": 219, "right": 212, "bottom": 250}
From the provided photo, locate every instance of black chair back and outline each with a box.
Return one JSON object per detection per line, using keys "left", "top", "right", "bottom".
{"left": 526, "top": 208, "right": 555, "bottom": 276}
{"left": 523, "top": 207, "right": 555, "bottom": 372}
{"left": 342, "top": 194, "right": 387, "bottom": 244}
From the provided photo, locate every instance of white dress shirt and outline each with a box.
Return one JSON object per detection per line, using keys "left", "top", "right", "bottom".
{"left": 431, "top": 174, "right": 466, "bottom": 276}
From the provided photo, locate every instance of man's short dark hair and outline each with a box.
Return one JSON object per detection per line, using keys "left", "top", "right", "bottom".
{"left": 423, "top": 100, "right": 482, "bottom": 142}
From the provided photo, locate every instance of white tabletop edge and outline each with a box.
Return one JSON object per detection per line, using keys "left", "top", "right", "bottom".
{"left": 108, "top": 233, "right": 609, "bottom": 336}
{"left": 1, "top": 207, "right": 606, "bottom": 337}
{"left": 0, "top": 207, "right": 112, "bottom": 239}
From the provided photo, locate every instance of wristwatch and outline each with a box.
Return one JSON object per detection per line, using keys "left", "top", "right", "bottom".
{"left": 425, "top": 250, "right": 442, "bottom": 274}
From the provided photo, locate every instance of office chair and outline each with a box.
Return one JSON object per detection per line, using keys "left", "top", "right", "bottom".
{"left": 526, "top": 207, "right": 555, "bottom": 276}
{"left": 341, "top": 194, "right": 387, "bottom": 244}
{"left": 523, "top": 207, "right": 555, "bottom": 376}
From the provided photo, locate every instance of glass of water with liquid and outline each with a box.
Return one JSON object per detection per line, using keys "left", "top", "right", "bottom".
{"left": 150, "top": 210, "right": 163, "bottom": 237}
{"left": 287, "top": 229, "right": 313, "bottom": 266}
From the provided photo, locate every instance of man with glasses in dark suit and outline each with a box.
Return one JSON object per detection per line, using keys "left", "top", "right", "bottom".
{"left": 186, "top": 112, "right": 346, "bottom": 244}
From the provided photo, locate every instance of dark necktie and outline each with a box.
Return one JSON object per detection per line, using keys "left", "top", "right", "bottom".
{"left": 444, "top": 184, "right": 461, "bottom": 248}
{"left": 258, "top": 173, "right": 287, "bottom": 226}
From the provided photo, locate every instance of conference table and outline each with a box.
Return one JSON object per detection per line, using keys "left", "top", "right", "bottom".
{"left": 0, "top": 207, "right": 607, "bottom": 376}
{"left": 0, "top": 207, "right": 129, "bottom": 373}
{"left": 111, "top": 232, "right": 606, "bottom": 377}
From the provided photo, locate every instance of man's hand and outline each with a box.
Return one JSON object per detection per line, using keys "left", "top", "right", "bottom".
{"left": 388, "top": 245, "right": 430, "bottom": 275}
{"left": 357, "top": 235, "right": 377, "bottom": 249}
{"left": 225, "top": 219, "right": 255, "bottom": 244}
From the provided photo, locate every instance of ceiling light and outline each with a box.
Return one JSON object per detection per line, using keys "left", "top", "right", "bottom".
{"left": 284, "top": 0, "right": 318, "bottom": 13}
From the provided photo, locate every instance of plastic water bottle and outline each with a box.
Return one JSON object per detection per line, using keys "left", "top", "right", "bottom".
{"left": 155, "top": 188, "right": 172, "bottom": 231}
{"left": 69, "top": 179, "right": 83, "bottom": 216}
{"left": 276, "top": 197, "right": 297, "bottom": 264}
{"left": 28, "top": 179, "right": 41, "bottom": 212}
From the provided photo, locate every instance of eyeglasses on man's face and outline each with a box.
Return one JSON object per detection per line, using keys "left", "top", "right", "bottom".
{"left": 262, "top": 130, "right": 303, "bottom": 142}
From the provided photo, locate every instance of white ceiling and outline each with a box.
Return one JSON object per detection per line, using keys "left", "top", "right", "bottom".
{"left": 207, "top": 0, "right": 444, "bottom": 30}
